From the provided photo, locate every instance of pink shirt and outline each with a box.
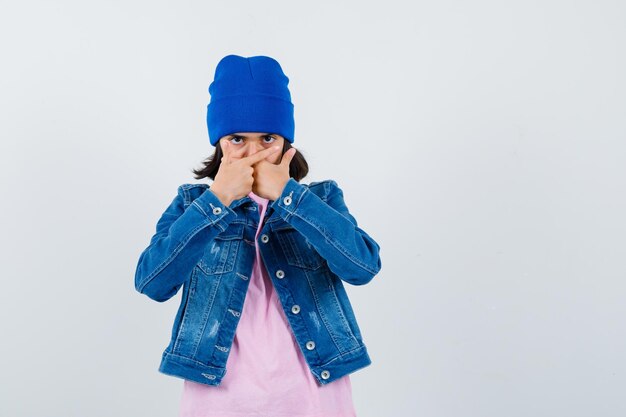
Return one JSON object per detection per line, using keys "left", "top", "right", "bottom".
{"left": 179, "top": 191, "right": 357, "bottom": 417}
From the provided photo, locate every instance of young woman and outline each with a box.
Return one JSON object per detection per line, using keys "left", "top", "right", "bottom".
{"left": 134, "top": 54, "right": 382, "bottom": 417}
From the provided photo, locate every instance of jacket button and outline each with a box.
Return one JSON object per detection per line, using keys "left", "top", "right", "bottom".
{"left": 276, "top": 269, "right": 285, "bottom": 279}
{"left": 261, "top": 234, "right": 269, "bottom": 243}
{"left": 283, "top": 195, "right": 292, "bottom": 205}
{"left": 321, "top": 370, "right": 330, "bottom": 379}
{"left": 291, "top": 305, "right": 300, "bottom": 314}
{"left": 306, "top": 340, "right": 315, "bottom": 350}
{"left": 212, "top": 206, "right": 222, "bottom": 215}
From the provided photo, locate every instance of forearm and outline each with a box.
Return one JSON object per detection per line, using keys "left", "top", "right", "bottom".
{"left": 269, "top": 178, "right": 382, "bottom": 285}
{"left": 135, "top": 187, "right": 236, "bottom": 301}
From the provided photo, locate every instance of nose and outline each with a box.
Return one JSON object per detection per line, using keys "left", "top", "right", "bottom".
{"left": 245, "top": 142, "right": 265, "bottom": 157}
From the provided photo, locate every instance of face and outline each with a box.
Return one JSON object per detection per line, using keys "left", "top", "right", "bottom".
{"left": 218, "top": 132, "right": 286, "bottom": 164}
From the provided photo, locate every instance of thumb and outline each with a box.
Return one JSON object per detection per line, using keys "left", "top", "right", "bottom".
{"left": 280, "top": 147, "right": 297, "bottom": 168}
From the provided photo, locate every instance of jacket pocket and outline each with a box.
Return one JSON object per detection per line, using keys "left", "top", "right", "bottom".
{"left": 197, "top": 222, "right": 244, "bottom": 275}
{"left": 273, "top": 223, "right": 326, "bottom": 270}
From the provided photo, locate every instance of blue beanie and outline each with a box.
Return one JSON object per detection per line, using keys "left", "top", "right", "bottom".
{"left": 206, "top": 54, "right": 295, "bottom": 146}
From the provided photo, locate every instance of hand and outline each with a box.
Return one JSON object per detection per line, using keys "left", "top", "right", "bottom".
{"left": 210, "top": 140, "right": 282, "bottom": 206}
{"left": 252, "top": 147, "right": 297, "bottom": 200}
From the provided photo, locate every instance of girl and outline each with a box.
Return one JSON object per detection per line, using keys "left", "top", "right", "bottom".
{"left": 134, "top": 54, "right": 382, "bottom": 417}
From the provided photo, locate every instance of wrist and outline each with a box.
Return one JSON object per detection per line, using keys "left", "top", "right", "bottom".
{"left": 210, "top": 184, "right": 233, "bottom": 207}
{"left": 274, "top": 178, "right": 290, "bottom": 200}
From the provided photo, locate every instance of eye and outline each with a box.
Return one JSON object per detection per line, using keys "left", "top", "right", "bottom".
{"left": 229, "top": 136, "right": 243, "bottom": 144}
{"left": 263, "top": 135, "right": 277, "bottom": 144}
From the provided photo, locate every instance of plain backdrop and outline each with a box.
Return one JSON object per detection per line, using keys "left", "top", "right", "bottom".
{"left": 1, "top": 1, "right": 625, "bottom": 416}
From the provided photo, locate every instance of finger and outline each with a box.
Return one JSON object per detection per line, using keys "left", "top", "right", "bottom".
{"left": 252, "top": 158, "right": 270, "bottom": 168}
{"left": 231, "top": 143, "right": 249, "bottom": 160}
{"left": 220, "top": 140, "right": 231, "bottom": 164}
{"left": 240, "top": 145, "right": 281, "bottom": 166}
{"left": 221, "top": 140, "right": 247, "bottom": 163}
{"left": 280, "top": 147, "right": 297, "bottom": 168}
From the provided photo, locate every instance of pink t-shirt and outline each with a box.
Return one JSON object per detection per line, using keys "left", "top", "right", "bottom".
{"left": 179, "top": 191, "right": 357, "bottom": 417}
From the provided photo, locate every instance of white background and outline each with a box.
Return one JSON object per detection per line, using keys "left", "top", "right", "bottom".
{"left": 1, "top": 1, "right": 625, "bottom": 416}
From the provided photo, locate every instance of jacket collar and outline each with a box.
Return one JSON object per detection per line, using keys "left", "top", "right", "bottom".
{"left": 228, "top": 194, "right": 280, "bottom": 223}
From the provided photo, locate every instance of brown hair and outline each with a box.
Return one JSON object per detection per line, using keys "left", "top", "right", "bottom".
{"left": 192, "top": 139, "right": 309, "bottom": 182}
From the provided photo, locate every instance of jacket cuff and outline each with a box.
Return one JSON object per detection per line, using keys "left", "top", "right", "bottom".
{"left": 190, "top": 188, "right": 236, "bottom": 232}
{"left": 269, "top": 177, "right": 308, "bottom": 221}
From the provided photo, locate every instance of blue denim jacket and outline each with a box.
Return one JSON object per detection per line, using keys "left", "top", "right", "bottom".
{"left": 134, "top": 177, "right": 382, "bottom": 386}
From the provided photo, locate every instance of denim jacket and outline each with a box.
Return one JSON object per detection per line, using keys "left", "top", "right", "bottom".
{"left": 134, "top": 177, "right": 382, "bottom": 386}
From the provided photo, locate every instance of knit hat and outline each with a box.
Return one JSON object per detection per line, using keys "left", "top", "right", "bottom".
{"left": 206, "top": 54, "right": 295, "bottom": 146}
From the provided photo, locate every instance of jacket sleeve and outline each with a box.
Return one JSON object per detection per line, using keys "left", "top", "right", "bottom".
{"left": 269, "top": 178, "right": 382, "bottom": 286}
{"left": 134, "top": 185, "right": 237, "bottom": 302}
